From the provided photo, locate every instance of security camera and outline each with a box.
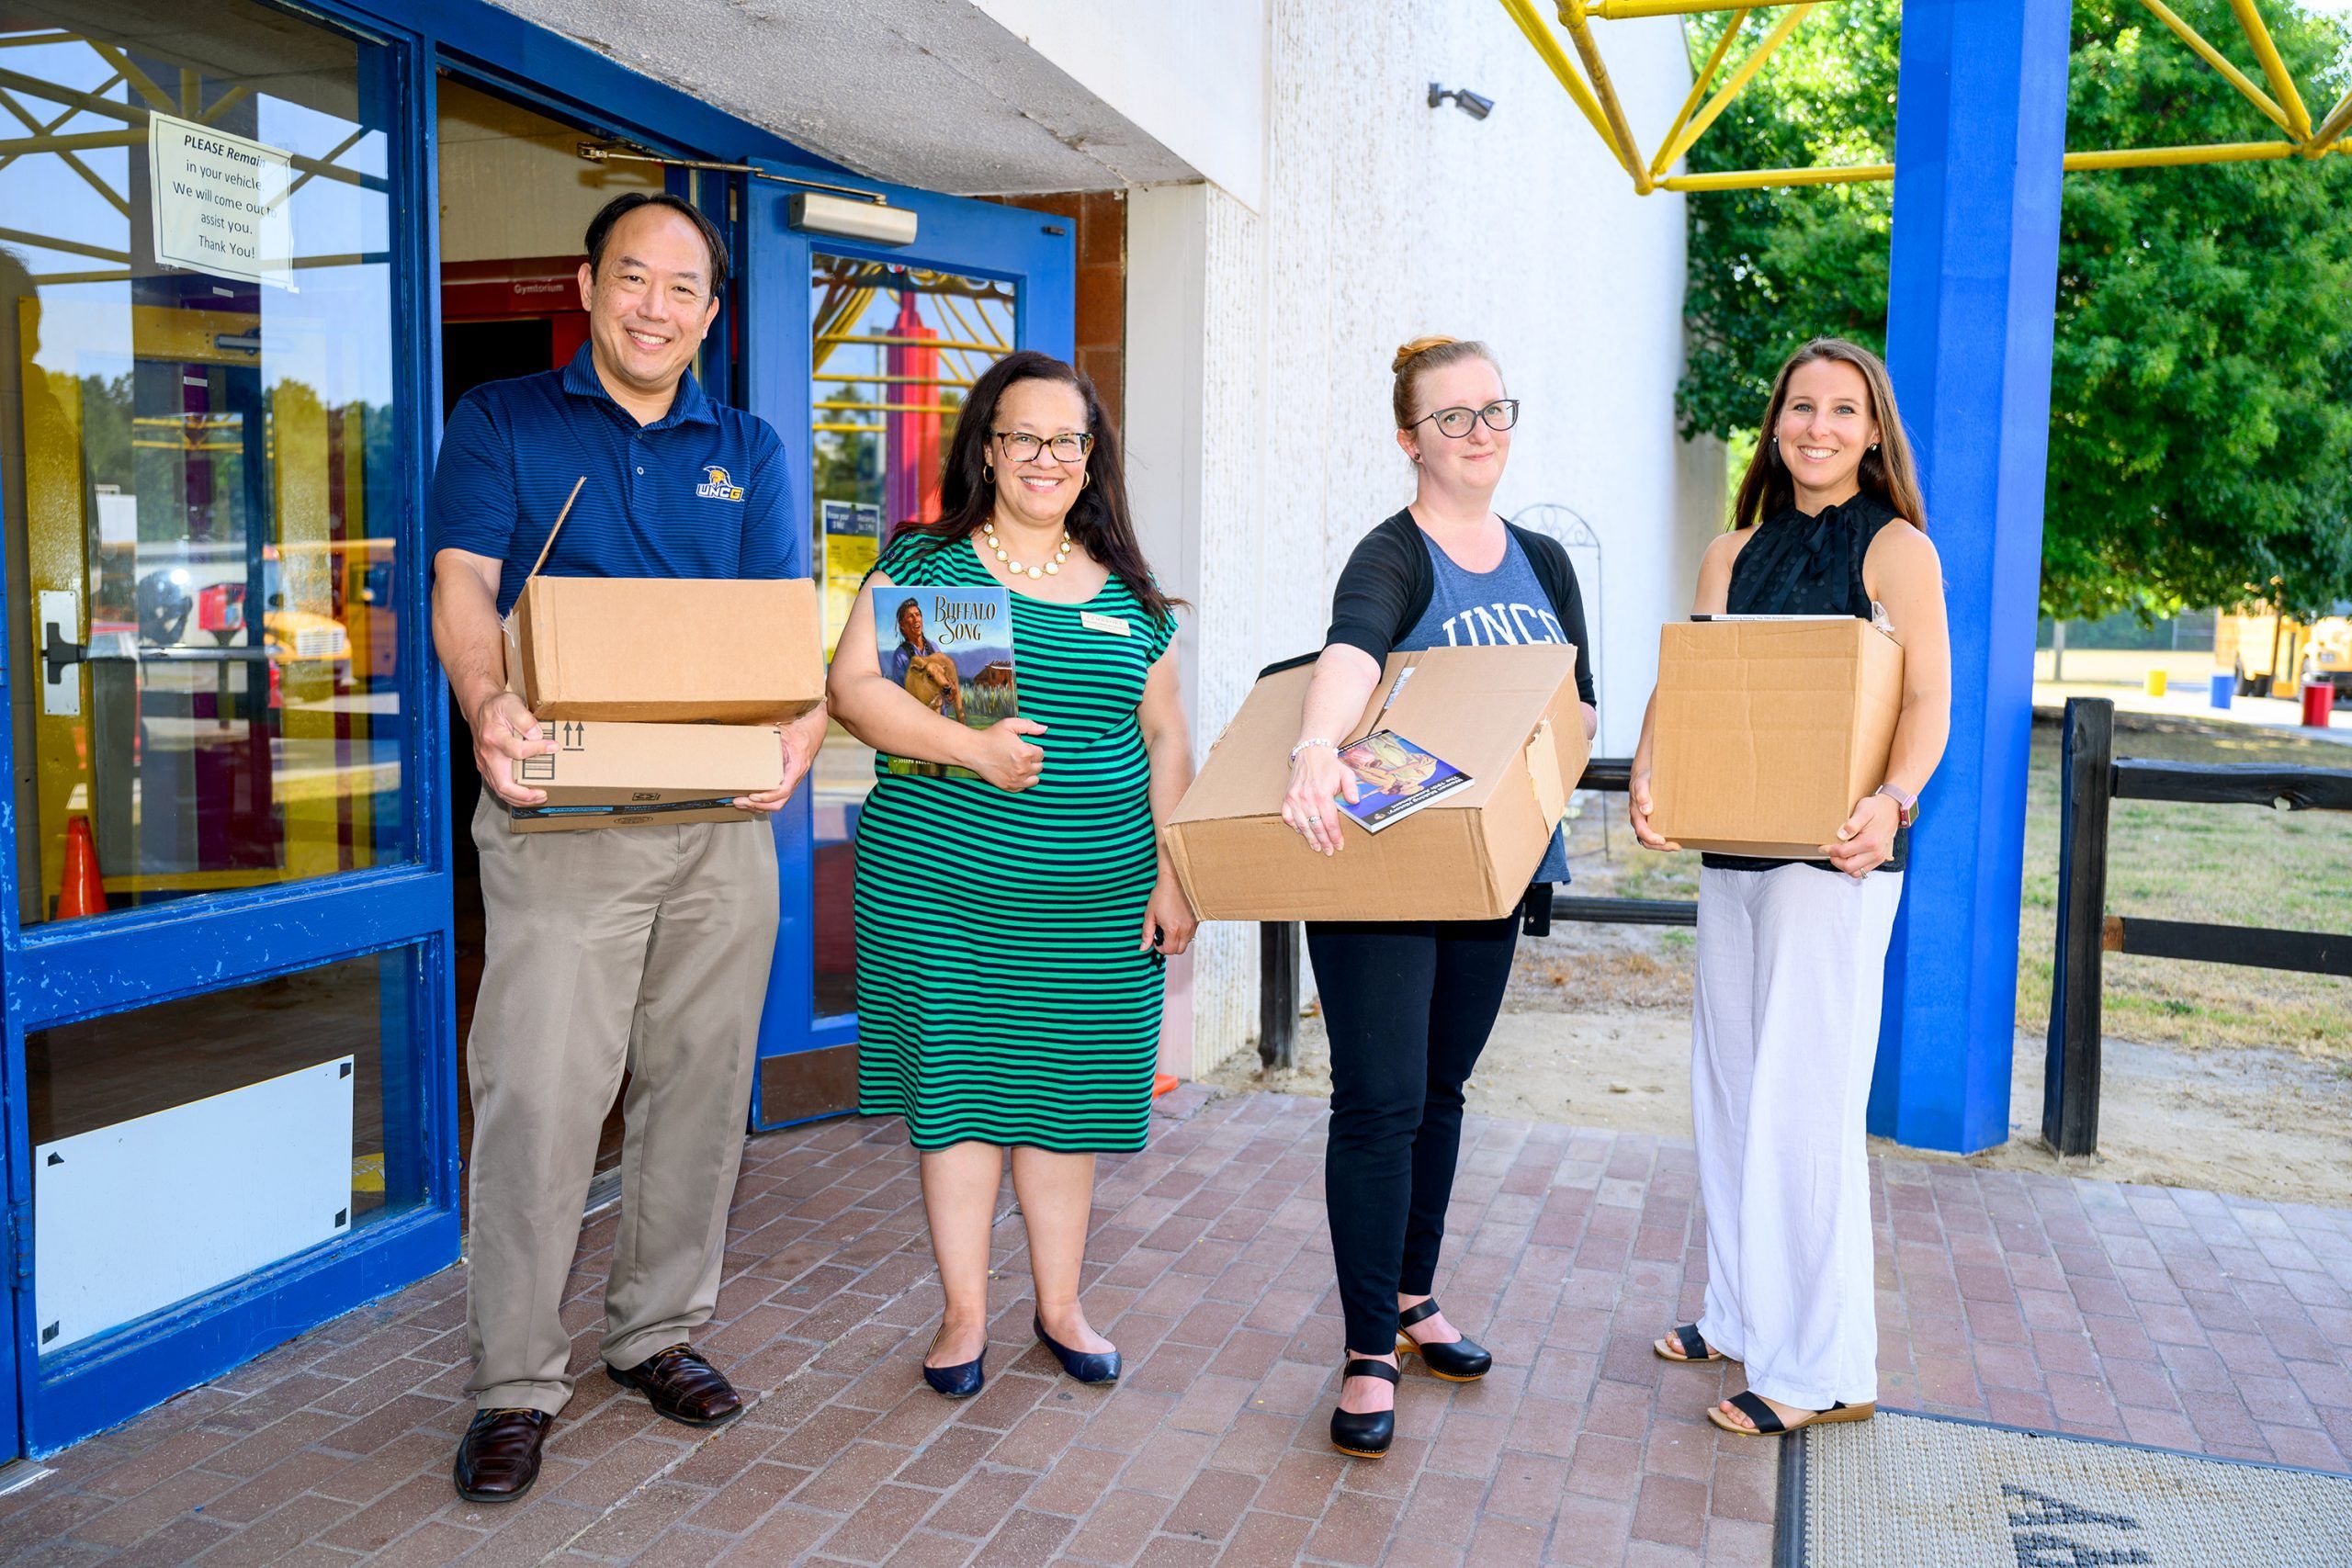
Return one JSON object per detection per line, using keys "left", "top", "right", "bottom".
{"left": 1427, "top": 83, "right": 1494, "bottom": 120}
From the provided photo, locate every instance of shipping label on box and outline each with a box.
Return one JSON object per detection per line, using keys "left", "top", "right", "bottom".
{"left": 1163, "top": 644, "right": 1590, "bottom": 922}
{"left": 506, "top": 719, "right": 783, "bottom": 833}
{"left": 1647, "top": 616, "right": 1904, "bottom": 858}
{"left": 514, "top": 576, "right": 824, "bottom": 724}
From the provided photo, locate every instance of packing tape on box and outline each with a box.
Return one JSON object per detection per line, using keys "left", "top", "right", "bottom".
{"left": 1526, "top": 718, "right": 1566, "bottom": 829}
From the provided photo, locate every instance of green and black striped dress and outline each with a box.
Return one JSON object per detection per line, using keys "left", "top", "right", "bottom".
{"left": 854, "top": 533, "right": 1173, "bottom": 1153}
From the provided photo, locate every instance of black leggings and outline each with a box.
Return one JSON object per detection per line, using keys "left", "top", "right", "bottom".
{"left": 1307, "top": 911, "right": 1521, "bottom": 1357}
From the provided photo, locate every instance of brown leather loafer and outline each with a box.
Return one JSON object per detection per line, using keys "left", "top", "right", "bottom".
{"left": 606, "top": 1344, "right": 743, "bottom": 1427}
{"left": 453, "top": 1407, "right": 551, "bottom": 1503}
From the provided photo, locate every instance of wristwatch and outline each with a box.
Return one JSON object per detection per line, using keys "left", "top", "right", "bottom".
{"left": 1873, "top": 784, "right": 1919, "bottom": 829}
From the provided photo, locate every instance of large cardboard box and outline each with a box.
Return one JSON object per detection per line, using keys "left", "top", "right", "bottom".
{"left": 504, "top": 719, "right": 783, "bottom": 834}
{"left": 512, "top": 576, "right": 824, "bottom": 723}
{"left": 1164, "top": 644, "right": 1590, "bottom": 921}
{"left": 1647, "top": 616, "right": 1904, "bottom": 858}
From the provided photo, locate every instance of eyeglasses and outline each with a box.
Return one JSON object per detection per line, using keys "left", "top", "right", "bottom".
{"left": 1410, "top": 400, "right": 1521, "bottom": 438}
{"left": 991, "top": 430, "right": 1093, "bottom": 463}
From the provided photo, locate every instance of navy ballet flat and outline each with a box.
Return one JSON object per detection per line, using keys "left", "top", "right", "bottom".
{"left": 922, "top": 1347, "right": 985, "bottom": 1400}
{"left": 1035, "top": 1315, "right": 1121, "bottom": 1384}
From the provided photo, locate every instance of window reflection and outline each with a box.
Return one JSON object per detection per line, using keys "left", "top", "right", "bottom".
{"left": 808, "top": 258, "right": 1014, "bottom": 1018}
{"left": 1, "top": 3, "right": 408, "bottom": 925}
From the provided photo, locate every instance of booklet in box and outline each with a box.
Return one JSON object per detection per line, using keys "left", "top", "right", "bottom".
{"left": 1646, "top": 615, "right": 1904, "bottom": 857}
{"left": 1164, "top": 643, "right": 1589, "bottom": 921}
{"left": 1335, "top": 731, "right": 1473, "bottom": 832}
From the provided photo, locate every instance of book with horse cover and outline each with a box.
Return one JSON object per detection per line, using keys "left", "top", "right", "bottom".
{"left": 872, "top": 583, "right": 1017, "bottom": 779}
{"left": 1336, "top": 729, "right": 1475, "bottom": 832}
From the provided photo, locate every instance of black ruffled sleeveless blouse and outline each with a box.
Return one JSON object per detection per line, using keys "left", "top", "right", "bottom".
{"left": 1702, "top": 491, "right": 1907, "bottom": 874}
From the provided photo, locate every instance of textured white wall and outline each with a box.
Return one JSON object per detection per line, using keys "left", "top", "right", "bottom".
{"left": 975, "top": 0, "right": 1271, "bottom": 210}
{"left": 1128, "top": 3, "right": 1720, "bottom": 1076}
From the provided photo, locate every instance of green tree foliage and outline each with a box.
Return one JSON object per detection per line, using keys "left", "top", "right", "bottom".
{"left": 1678, "top": 0, "right": 2352, "bottom": 620}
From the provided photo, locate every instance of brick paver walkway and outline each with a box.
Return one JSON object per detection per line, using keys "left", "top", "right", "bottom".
{"left": 6, "top": 1087, "right": 2351, "bottom": 1566}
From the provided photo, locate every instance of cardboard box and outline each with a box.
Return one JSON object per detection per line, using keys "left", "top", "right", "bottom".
{"left": 512, "top": 576, "right": 824, "bottom": 723}
{"left": 1164, "top": 644, "right": 1590, "bottom": 921}
{"left": 1647, "top": 616, "right": 1905, "bottom": 858}
{"left": 504, "top": 719, "right": 782, "bottom": 834}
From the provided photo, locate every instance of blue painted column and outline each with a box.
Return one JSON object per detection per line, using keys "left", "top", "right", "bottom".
{"left": 1870, "top": 0, "right": 2072, "bottom": 1152}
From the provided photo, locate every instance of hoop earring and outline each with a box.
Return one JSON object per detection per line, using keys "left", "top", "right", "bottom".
{"left": 983, "top": 464, "right": 994, "bottom": 483}
{"left": 1081, "top": 471, "right": 1092, "bottom": 490}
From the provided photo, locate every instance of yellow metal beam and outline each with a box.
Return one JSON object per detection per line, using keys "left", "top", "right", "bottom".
{"left": 1661, "top": 162, "right": 1892, "bottom": 191}
{"left": 1497, "top": 0, "right": 1635, "bottom": 177}
{"left": 2227, "top": 0, "right": 2311, "bottom": 141}
{"left": 1657, "top": 140, "right": 2344, "bottom": 192}
{"left": 1655, "top": 3, "right": 1816, "bottom": 175}
{"left": 1590, "top": 0, "right": 1799, "bottom": 16}
{"left": 1558, "top": 2, "right": 1654, "bottom": 192}
{"left": 1652, "top": 10, "right": 1748, "bottom": 177}
{"left": 2307, "top": 85, "right": 2352, "bottom": 156}
{"left": 2132, "top": 0, "right": 2289, "bottom": 135}
{"left": 2062, "top": 138, "right": 2304, "bottom": 170}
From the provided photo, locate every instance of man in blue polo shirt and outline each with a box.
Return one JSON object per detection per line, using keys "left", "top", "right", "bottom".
{"left": 429, "top": 191, "right": 824, "bottom": 1504}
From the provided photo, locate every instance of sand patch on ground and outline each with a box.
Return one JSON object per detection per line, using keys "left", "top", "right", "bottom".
{"left": 1208, "top": 932, "right": 2352, "bottom": 1211}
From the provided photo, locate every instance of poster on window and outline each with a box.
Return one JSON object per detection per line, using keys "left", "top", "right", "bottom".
{"left": 147, "top": 111, "right": 296, "bottom": 290}
{"left": 821, "top": 499, "right": 882, "bottom": 653}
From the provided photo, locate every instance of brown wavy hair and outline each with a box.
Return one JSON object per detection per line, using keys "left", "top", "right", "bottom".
{"left": 898, "top": 350, "right": 1179, "bottom": 627}
{"left": 1391, "top": 334, "right": 1502, "bottom": 429}
{"left": 1731, "top": 338, "right": 1927, "bottom": 531}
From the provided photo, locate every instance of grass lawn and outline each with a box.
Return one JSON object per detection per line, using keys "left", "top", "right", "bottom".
{"left": 1590, "top": 711, "right": 2352, "bottom": 1059}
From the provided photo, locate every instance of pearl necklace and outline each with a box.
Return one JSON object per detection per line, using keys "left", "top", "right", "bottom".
{"left": 983, "top": 522, "right": 1071, "bottom": 581}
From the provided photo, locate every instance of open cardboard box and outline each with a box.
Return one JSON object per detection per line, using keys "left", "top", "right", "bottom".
{"left": 512, "top": 575, "right": 823, "bottom": 724}
{"left": 1647, "top": 616, "right": 1904, "bottom": 857}
{"left": 1164, "top": 644, "right": 1589, "bottom": 921}
{"left": 504, "top": 718, "right": 783, "bottom": 834}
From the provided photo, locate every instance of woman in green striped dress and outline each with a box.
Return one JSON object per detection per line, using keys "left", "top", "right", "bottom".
{"left": 826, "top": 351, "right": 1195, "bottom": 1398}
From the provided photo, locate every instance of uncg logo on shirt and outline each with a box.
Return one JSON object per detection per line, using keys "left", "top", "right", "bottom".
{"left": 695, "top": 465, "right": 746, "bottom": 502}
{"left": 1441, "top": 602, "right": 1567, "bottom": 646}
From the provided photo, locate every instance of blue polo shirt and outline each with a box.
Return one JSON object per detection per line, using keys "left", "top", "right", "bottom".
{"left": 431, "top": 344, "right": 799, "bottom": 615}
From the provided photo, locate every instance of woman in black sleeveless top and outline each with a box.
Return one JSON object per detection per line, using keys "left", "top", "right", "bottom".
{"left": 1628, "top": 339, "right": 1951, "bottom": 1438}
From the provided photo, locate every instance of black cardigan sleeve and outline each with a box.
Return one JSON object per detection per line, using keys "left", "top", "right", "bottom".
{"left": 1323, "top": 510, "right": 1423, "bottom": 666}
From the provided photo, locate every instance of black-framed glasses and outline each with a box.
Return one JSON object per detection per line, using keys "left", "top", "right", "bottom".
{"left": 1411, "top": 400, "right": 1521, "bottom": 438}
{"left": 991, "top": 430, "right": 1093, "bottom": 463}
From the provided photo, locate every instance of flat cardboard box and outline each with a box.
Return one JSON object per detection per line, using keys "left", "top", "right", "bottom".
{"left": 505, "top": 718, "right": 782, "bottom": 834}
{"left": 1647, "top": 616, "right": 1905, "bottom": 858}
{"left": 513, "top": 576, "right": 823, "bottom": 723}
{"left": 1164, "top": 644, "right": 1590, "bottom": 921}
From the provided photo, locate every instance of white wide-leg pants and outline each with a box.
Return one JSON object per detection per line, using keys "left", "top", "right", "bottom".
{"left": 1691, "top": 862, "right": 1903, "bottom": 1410}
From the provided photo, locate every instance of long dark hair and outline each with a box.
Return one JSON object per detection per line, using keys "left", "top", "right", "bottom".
{"left": 1731, "top": 337, "right": 1928, "bottom": 532}
{"left": 901, "top": 350, "right": 1180, "bottom": 627}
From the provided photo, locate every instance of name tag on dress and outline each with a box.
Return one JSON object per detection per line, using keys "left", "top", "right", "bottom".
{"left": 1080, "top": 610, "right": 1131, "bottom": 637}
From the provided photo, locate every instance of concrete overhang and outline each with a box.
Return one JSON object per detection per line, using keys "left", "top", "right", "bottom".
{"left": 483, "top": 0, "right": 1207, "bottom": 196}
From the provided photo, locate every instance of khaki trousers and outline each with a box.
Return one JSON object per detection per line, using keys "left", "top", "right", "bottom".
{"left": 464, "top": 796, "right": 778, "bottom": 1415}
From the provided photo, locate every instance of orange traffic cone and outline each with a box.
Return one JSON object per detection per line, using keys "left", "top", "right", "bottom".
{"left": 59, "top": 815, "right": 106, "bottom": 919}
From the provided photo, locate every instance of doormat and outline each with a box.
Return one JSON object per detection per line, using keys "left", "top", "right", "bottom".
{"left": 1776, "top": 1407, "right": 2352, "bottom": 1567}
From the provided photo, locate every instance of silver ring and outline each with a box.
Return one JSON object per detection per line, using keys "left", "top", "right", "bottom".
{"left": 1305, "top": 813, "right": 1320, "bottom": 823}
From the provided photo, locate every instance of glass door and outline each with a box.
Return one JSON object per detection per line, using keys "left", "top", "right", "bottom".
{"left": 737, "top": 165, "right": 1072, "bottom": 1128}
{"left": 0, "top": 1, "right": 455, "bottom": 1454}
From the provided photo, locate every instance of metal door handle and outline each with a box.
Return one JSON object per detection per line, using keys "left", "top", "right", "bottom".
{"left": 42, "top": 620, "right": 84, "bottom": 682}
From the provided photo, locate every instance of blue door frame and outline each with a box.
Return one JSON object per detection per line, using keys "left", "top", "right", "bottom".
{"left": 737, "top": 165, "right": 1076, "bottom": 1126}
{"left": 0, "top": 0, "right": 873, "bottom": 1457}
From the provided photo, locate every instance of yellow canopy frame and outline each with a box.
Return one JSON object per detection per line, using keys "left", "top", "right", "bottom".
{"left": 1499, "top": 0, "right": 2352, "bottom": 194}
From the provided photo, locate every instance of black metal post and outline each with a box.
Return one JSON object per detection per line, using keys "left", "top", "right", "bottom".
{"left": 2043, "top": 697, "right": 2114, "bottom": 1156}
{"left": 1259, "top": 921, "right": 1298, "bottom": 1071}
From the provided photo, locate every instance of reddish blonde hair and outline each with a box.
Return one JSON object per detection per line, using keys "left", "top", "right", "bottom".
{"left": 1391, "top": 335, "right": 1502, "bottom": 429}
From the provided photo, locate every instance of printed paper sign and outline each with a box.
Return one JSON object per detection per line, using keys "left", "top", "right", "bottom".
{"left": 147, "top": 111, "right": 295, "bottom": 289}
